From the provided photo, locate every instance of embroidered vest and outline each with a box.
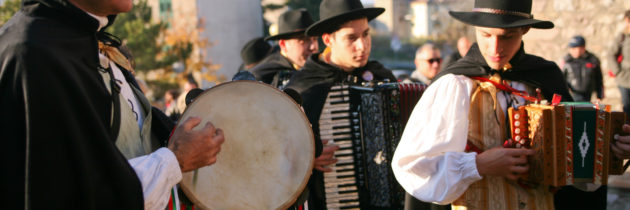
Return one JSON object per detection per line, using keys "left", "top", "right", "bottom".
{"left": 452, "top": 79, "right": 554, "bottom": 210}
{"left": 100, "top": 69, "right": 160, "bottom": 159}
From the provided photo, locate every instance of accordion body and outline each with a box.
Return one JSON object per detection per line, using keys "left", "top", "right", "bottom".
{"left": 508, "top": 103, "right": 626, "bottom": 187}
{"left": 319, "top": 83, "right": 427, "bottom": 209}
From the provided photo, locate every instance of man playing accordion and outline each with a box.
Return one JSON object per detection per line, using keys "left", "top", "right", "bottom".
{"left": 392, "top": 0, "right": 630, "bottom": 209}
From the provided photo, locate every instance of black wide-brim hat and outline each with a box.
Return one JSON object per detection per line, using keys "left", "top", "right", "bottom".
{"left": 449, "top": 0, "right": 554, "bottom": 29}
{"left": 266, "top": 9, "right": 315, "bottom": 41}
{"left": 306, "top": 0, "right": 385, "bottom": 36}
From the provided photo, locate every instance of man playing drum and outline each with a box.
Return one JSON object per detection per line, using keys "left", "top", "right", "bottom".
{"left": 0, "top": 0, "right": 224, "bottom": 209}
{"left": 285, "top": 0, "right": 396, "bottom": 208}
{"left": 391, "top": 0, "right": 630, "bottom": 209}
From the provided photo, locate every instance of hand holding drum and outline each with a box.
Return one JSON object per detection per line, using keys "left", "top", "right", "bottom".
{"left": 168, "top": 117, "right": 225, "bottom": 172}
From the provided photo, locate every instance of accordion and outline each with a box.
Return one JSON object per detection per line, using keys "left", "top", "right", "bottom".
{"left": 319, "top": 83, "right": 427, "bottom": 209}
{"left": 508, "top": 103, "right": 626, "bottom": 187}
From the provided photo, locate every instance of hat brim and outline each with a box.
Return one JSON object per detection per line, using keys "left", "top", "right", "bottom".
{"left": 265, "top": 31, "right": 307, "bottom": 41}
{"left": 306, "top": 7, "right": 385, "bottom": 36}
{"left": 449, "top": 11, "right": 554, "bottom": 29}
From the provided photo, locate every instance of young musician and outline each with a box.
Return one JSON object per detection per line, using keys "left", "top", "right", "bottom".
{"left": 0, "top": 0, "right": 224, "bottom": 208}
{"left": 284, "top": 0, "right": 396, "bottom": 208}
{"left": 250, "top": 9, "right": 319, "bottom": 89}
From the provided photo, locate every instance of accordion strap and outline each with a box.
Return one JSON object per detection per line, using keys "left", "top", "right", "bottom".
{"left": 470, "top": 76, "right": 539, "bottom": 103}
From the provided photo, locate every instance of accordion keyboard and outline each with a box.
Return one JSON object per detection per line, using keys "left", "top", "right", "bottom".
{"left": 320, "top": 84, "right": 363, "bottom": 209}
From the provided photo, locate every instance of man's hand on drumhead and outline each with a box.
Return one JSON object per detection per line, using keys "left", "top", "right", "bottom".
{"left": 314, "top": 139, "right": 339, "bottom": 172}
{"left": 168, "top": 117, "right": 225, "bottom": 172}
{"left": 475, "top": 147, "right": 535, "bottom": 181}
{"left": 611, "top": 124, "right": 630, "bottom": 159}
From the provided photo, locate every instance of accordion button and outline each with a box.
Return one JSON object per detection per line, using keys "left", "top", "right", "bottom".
{"left": 516, "top": 143, "right": 522, "bottom": 148}
{"left": 515, "top": 121, "right": 520, "bottom": 126}
{"left": 515, "top": 136, "right": 521, "bottom": 141}
{"left": 515, "top": 128, "right": 521, "bottom": 134}
{"left": 514, "top": 114, "right": 520, "bottom": 119}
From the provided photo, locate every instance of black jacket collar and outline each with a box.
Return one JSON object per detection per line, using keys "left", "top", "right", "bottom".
{"left": 22, "top": 0, "right": 117, "bottom": 34}
{"left": 435, "top": 42, "right": 573, "bottom": 101}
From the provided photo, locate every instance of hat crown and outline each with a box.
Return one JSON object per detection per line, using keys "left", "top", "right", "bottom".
{"left": 568, "top": 35, "right": 586, "bottom": 47}
{"left": 474, "top": 0, "right": 532, "bottom": 14}
{"left": 278, "top": 9, "right": 314, "bottom": 34}
{"left": 320, "top": 0, "right": 365, "bottom": 20}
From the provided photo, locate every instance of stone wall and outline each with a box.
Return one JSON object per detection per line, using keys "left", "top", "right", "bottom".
{"left": 444, "top": 0, "right": 630, "bottom": 111}
{"left": 527, "top": 0, "right": 629, "bottom": 111}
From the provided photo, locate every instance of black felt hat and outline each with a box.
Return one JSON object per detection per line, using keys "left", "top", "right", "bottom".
{"left": 266, "top": 9, "right": 315, "bottom": 41}
{"left": 305, "top": 0, "right": 384, "bottom": 36}
{"left": 449, "top": 0, "right": 554, "bottom": 29}
{"left": 240, "top": 37, "right": 272, "bottom": 66}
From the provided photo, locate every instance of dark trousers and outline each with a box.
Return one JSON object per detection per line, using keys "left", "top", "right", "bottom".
{"left": 620, "top": 86, "right": 630, "bottom": 119}
{"left": 554, "top": 185, "right": 607, "bottom": 209}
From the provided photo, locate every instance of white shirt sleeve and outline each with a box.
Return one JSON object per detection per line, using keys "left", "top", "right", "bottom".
{"left": 129, "top": 147, "right": 182, "bottom": 210}
{"left": 392, "top": 74, "right": 483, "bottom": 205}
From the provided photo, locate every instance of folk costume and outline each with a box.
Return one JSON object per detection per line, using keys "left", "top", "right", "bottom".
{"left": 285, "top": 2, "right": 394, "bottom": 209}
{"left": 0, "top": 0, "right": 180, "bottom": 209}
{"left": 392, "top": 0, "right": 579, "bottom": 209}
{"left": 250, "top": 9, "right": 315, "bottom": 89}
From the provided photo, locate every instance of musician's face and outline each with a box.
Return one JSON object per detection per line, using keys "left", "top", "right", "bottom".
{"left": 475, "top": 26, "right": 530, "bottom": 70}
{"left": 68, "top": 0, "right": 133, "bottom": 16}
{"left": 280, "top": 35, "right": 319, "bottom": 68}
{"left": 323, "top": 18, "right": 371, "bottom": 72}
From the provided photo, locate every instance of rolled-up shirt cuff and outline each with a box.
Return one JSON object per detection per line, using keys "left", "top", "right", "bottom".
{"left": 460, "top": 152, "right": 483, "bottom": 182}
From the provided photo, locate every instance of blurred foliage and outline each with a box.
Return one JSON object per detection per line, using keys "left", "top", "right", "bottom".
{"left": 107, "top": 0, "right": 191, "bottom": 72}
{"left": 0, "top": 0, "right": 20, "bottom": 26}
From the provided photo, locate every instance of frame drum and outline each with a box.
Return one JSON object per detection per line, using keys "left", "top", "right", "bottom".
{"left": 177, "top": 81, "right": 314, "bottom": 209}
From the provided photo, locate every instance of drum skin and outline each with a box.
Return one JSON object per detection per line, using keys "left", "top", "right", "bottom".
{"left": 177, "top": 81, "right": 315, "bottom": 210}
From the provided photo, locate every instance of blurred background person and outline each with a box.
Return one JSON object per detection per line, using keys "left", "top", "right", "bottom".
{"left": 609, "top": 10, "right": 630, "bottom": 117}
{"left": 561, "top": 35, "right": 603, "bottom": 102}
{"left": 441, "top": 36, "right": 471, "bottom": 71}
{"left": 238, "top": 36, "right": 273, "bottom": 71}
{"left": 404, "top": 43, "right": 441, "bottom": 85}
{"left": 251, "top": 9, "right": 319, "bottom": 89}
{"left": 163, "top": 89, "right": 181, "bottom": 121}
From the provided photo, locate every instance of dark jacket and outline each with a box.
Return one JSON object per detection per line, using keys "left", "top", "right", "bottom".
{"left": 561, "top": 51, "right": 603, "bottom": 101}
{"left": 0, "top": 0, "right": 143, "bottom": 209}
{"left": 285, "top": 53, "right": 396, "bottom": 210}
{"left": 249, "top": 52, "right": 295, "bottom": 89}
{"left": 435, "top": 43, "right": 573, "bottom": 102}
{"left": 608, "top": 33, "right": 630, "bottom": 88}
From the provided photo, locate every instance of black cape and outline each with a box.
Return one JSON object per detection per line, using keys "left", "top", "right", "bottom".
{"left": 285, "top": 53, "right": 396, "bottom": 210}
{"left": 434, "top": 43, "right": 573, "bottom": 102}
{"left": 249, "top": 52, "right": 295, "bottom": 87}
{"left": 0, "top": 0, "right": 143, "bottom": 208}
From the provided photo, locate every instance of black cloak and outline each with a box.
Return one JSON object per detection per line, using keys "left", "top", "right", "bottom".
{"left": 0, "top": 0, "right": 143, "bottom": 208}
{"left": 285, "top": 53, "right": 396, "bottom": 210}
{"left": 249, "top": 52, "right": 296, "bottom": 87}
{"left": 434, "top": 43, "right": 573, "bottom": 102}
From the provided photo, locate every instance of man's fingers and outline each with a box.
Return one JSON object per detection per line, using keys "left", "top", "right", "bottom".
{"left": 213, "top": 128, "right": 225, "bottom": 143}
{"left": 201, "top": 121, "right": 216, "bottom": 135}
{"left": 622, "top": 124, "right": 630, "bottom": 133}
{"left": 321, "top": 139, "right": 330, "bottom": 145}
{"left": 315, "top": 165, "right": 333, "bottom": 172}
{"left": 511, "top": 165, "right": 529, "bottom": 174}
{"left": 512, "top": 156, "right": 528, "bottom": 165}
{"left": 181, "top": 117, "right": 202, "bottom": 131}
{"left": 315, "top": 159, "right": 338, "bottom": 166}
{"left": 611, "top": 143, "right": 628, "bottom": 158}
{"left": 322, "top": 145, "right": 340, "bottom": 154}
{"left": 507, "top": 148, "right": 536, "bottom": 156}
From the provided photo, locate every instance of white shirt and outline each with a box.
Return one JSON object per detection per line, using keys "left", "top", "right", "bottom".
{"left": 87, "top": 12, "right": 183, "bottom": 210}
{"left": 391, "top": 74, "right": 528, "bottom": 204}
